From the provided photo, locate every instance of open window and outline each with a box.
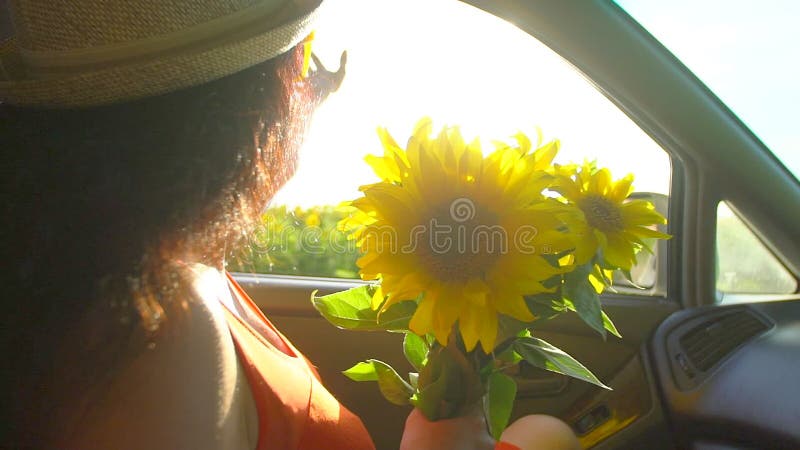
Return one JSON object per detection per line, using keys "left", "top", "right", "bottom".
{"left": 230, "top": 0, "right": 673, "bottom": 298}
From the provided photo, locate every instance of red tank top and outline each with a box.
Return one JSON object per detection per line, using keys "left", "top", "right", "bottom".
{"left": 221, "top": 273, "right": 375, "bottom": 450}
{"left": 221, "top": 273, "right": 522, "bottom": 450}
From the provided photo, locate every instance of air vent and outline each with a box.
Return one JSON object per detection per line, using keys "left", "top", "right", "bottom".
{"left": 679, "top": 310, "right": 768, "bottom": 372}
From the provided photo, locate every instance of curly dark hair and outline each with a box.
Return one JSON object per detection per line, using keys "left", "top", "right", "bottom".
{"left": 0, "top": 42, "right": 339, "bottom": 443}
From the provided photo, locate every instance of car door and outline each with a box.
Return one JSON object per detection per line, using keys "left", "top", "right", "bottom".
{"left": 231, "top": 1, "right": 800, "bottom": 449}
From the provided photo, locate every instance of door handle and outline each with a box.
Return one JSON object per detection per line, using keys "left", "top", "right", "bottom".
{"left": 508, "top": 362, "right": 568, "bottom": 397}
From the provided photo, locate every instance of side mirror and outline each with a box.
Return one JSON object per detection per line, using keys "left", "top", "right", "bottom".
{"left": 610, "top": 192, "right": 669, "bottom": 296}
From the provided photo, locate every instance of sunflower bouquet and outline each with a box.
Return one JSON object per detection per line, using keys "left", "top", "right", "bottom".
{"left": 312, "top": 118, "right": 669, "bottom": 438}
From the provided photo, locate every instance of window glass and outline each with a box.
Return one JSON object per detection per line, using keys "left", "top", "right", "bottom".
{"left": 231, "top": 0, "right": 671, "bottom": 293}
{"left": 615, "top": 0, "right": 800, "bottom": 181}
{"left": 716, "top": 202, "right": 797, "bottom": 297}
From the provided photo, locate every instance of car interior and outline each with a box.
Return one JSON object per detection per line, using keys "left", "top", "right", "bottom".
{"left": 4, "top": 0, "right": 798, "bottom": 449}
{"left": 232, "top": 1, "right": 800, "bottom": 449}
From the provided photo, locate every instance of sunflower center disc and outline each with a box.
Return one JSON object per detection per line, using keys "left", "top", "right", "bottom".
{"left": 579, "top": 195, "right": 624, "bottom": 232}
{"left": 415, "top": 199, "right": 502, "bottom": 283}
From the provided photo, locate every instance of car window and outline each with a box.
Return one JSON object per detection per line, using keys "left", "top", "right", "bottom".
{"left": 615, "top": 0, "right": 800, "bottom": 181}
{"left": 231, "top": 0, "right": 672, "bottom": 297}
{"left": 716, "top": 202, "right": 797, "bottom": 300}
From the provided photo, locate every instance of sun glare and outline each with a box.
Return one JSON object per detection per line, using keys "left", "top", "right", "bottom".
{"left": 272, "top": 0, "right": 670, "bottom": 207}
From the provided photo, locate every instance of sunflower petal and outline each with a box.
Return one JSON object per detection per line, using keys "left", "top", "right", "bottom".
{"left": 409, "top": 293, "right": 436, "bottom": 340}
{"left": 592, "top": 168, "right": 613, "bottom": 196}
{"left": 602, "top": 233, "right": 636, "bottom": 270}
{"left": 533, "top": 139, "right": 559, "bottom": 170}
{"left": 365, "top": 154, "right": 400, "bottom": 182}
{"left": 609, "top": 174, "right": 634, "bottom": 202}
{"left": 377, "top": 126, "right": 402, "bottom": 152}
{"left": 458, "top": 303, "right": 484, "bottom": 351}
{"left": 629, "top": 226, "right": 671, "bottom": 240}
{"left": 478, "top": 312, "right": 499, "bottom": 353}
{"left": 492, "top": 292, "right": 535, "bottom": 322}
{"left": 433, "top": 287, "right": 462, "bottom": 342}
{"left": 371, "top": 285, "right": 385, "bottom": 310}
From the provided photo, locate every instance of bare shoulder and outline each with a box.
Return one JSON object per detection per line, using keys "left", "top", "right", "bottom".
{"left": 66, "top": 265, "right": 255, "bottom": 450}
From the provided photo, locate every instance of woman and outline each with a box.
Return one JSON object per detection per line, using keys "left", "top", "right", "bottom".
{"left": 0, "top": 0, "right": 580, "bottom": 448}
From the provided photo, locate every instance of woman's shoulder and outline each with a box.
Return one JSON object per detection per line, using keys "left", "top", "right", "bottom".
{"left": 65, "top": 264, "right": 257, "bottom": 450}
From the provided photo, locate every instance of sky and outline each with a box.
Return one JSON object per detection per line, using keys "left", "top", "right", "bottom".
{"left": 272, "top": 0, "right": 684, "bottom": 207}
{"left": 616, "top": 0, "right": 800, "bottom": 180}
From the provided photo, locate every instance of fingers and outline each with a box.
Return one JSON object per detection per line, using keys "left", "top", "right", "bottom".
{"left": 400, "top": 408, "right": 495, "bottom": 450}
{"left": 500, "top": 415, "right": 581, "bottom": 450}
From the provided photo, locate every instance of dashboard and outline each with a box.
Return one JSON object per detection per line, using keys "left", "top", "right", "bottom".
{"left": 650, "top": 301, "right": 800, "bottom": 449}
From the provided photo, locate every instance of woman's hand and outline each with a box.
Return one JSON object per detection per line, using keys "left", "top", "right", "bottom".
{"left": 399, "top": 408, "right": 583, "bottom": 450}
{"left": 501, "top": 415, "right": 582, "bottom": 450}
{"left": 399, "top": 407, "right": 495, "bottom": 450}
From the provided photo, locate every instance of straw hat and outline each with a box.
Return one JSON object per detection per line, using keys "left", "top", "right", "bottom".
{"left": 0, "top": 0, "right": 324, "bottom": 108}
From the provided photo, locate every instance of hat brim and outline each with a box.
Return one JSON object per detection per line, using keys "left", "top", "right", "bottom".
{"left": 0, "top": 0, "right": 322, "bottom": 108}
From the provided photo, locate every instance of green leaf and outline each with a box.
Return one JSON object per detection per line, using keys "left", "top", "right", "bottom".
{"left": 403, "top": 332, "right": 429, "bottom": 371}
{"left": 311, "top": 285, "right": 417, "bottom": 331}
{"left": 413, "top": 380, "right": 460, "bottom": 420}
{"left": 413, "top": 353, "right": 451, "bottom": 420}
{"left": 524, "top": 291, "right": 567, "bottom": 321}
{"left": 496, "top": 315, "right": 530, "bottom": 344}
{"left": 483, "top": 372, "right": 517, "bottom": 440}
{"left": 424, "top": 334, "right": 436, "bottom": 346}
{"left": 514, "top": 337, "right": 610, "bottom": 390}
{"left": 377, "top": 301, "right": 419, "bottom": 330}
{"left": 343, "top": 361, "right": 380, "bottom": 382}
{"left": 541, "top": 249, "right": 572, "bottom": 269}
{"left": 591, "top": 263, "right": 613, "bottom": 286}
{"left": 602, "top": 310, "right": 622, "bottom": 339}
{"left": 495, "top": 346, "right": 523, "bottom": 366}
{"left": 540, "top": 252, "right": 559, "bottom": 267}
{"left": 563, "top": 264, "right": 605, "bottom": 338}
{"left": 343, "top": 359, "right": 414, "bottom": 405}
{"left": 412, "top": 347, "right": 466, "bottom": 420}
{"left": 541, "top": 274, "right": 563, "bottom": 290}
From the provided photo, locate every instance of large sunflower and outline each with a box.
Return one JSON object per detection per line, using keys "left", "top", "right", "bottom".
{"left": 341, "top": 118, "right": 572, "bottom": 352}
{"left": 554, "top": 163, "right": 670, "bottom": 271}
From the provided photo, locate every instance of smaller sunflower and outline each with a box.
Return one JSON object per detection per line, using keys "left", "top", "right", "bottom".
{"left": 554, "top": 163, "right": 670, "bottom": 271}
